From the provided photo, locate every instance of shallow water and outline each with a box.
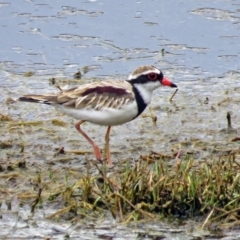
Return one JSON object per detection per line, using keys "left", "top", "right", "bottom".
{"left": 1, "top": 0, "right": 239, "bottom": 78}
{"left": 1, "top": 0, "right": 240, "bottom": 239}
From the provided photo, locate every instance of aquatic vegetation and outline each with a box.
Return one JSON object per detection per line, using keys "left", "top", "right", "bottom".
{"left": 2, "top": 151, "right": 238, "bottom": 229}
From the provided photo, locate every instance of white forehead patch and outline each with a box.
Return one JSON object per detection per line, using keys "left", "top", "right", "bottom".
{"left": 128, "top": 68, "right": 161, "bottom": 80}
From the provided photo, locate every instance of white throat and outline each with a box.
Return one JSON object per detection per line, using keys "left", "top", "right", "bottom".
{"left": 133, "top": 83, "right": 153, "bottom": 105}
{"left": 133, "top": 80, "right": 161, "bottom": 105}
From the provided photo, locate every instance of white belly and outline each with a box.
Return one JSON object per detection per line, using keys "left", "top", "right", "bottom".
{"left": 55, "top": 101, "right": 139, "bottom": 126}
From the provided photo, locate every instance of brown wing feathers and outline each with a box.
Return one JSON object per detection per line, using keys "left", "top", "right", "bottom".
{"left": 18, "top": 81, "right": 134, "bottom": 110}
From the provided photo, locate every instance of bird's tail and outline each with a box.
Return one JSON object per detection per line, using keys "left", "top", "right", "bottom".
{"left": 17, "top": 94, "right": 57, "bottom": 105}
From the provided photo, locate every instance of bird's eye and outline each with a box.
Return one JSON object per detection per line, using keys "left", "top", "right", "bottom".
{"left": 147, "top": 73, "right": 158, "bottom": 81}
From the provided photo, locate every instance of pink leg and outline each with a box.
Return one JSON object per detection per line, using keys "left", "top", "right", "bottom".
{"left": 105, "top": 126, "right": 112, "bottom": 165}
{"left": 75, "top": 120, "right": 102, "bottom": 162}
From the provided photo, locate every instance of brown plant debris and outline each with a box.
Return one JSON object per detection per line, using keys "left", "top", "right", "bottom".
{"left": 1, "top": 151, "right": 240, "bottom": 229}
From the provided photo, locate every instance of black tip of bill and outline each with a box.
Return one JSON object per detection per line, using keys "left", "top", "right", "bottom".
{"left": 170, "top": 82, "right": 178, "bottom": 88}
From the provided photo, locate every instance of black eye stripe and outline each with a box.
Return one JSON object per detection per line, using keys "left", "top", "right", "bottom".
{"left": 127, "top": 71, "right": 163, "bottom": 84}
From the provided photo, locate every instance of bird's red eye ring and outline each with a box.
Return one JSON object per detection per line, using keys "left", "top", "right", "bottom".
{"left": 147, "top": 73, "right": 158, "bottom": 81}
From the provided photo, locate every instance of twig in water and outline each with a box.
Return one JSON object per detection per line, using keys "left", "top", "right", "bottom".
{"left": 170, "top": 89, "right": 178, "bottom": 102}
{"left": 227, "top": 112, "right": 232, "bottom": 129}
{"left": 201, "top": 207, "right": 215, "bottom": 230}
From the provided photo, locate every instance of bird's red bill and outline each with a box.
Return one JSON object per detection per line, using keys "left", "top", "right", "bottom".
{"left": 161, "top": 77, "right": 177, "bottom": 88}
